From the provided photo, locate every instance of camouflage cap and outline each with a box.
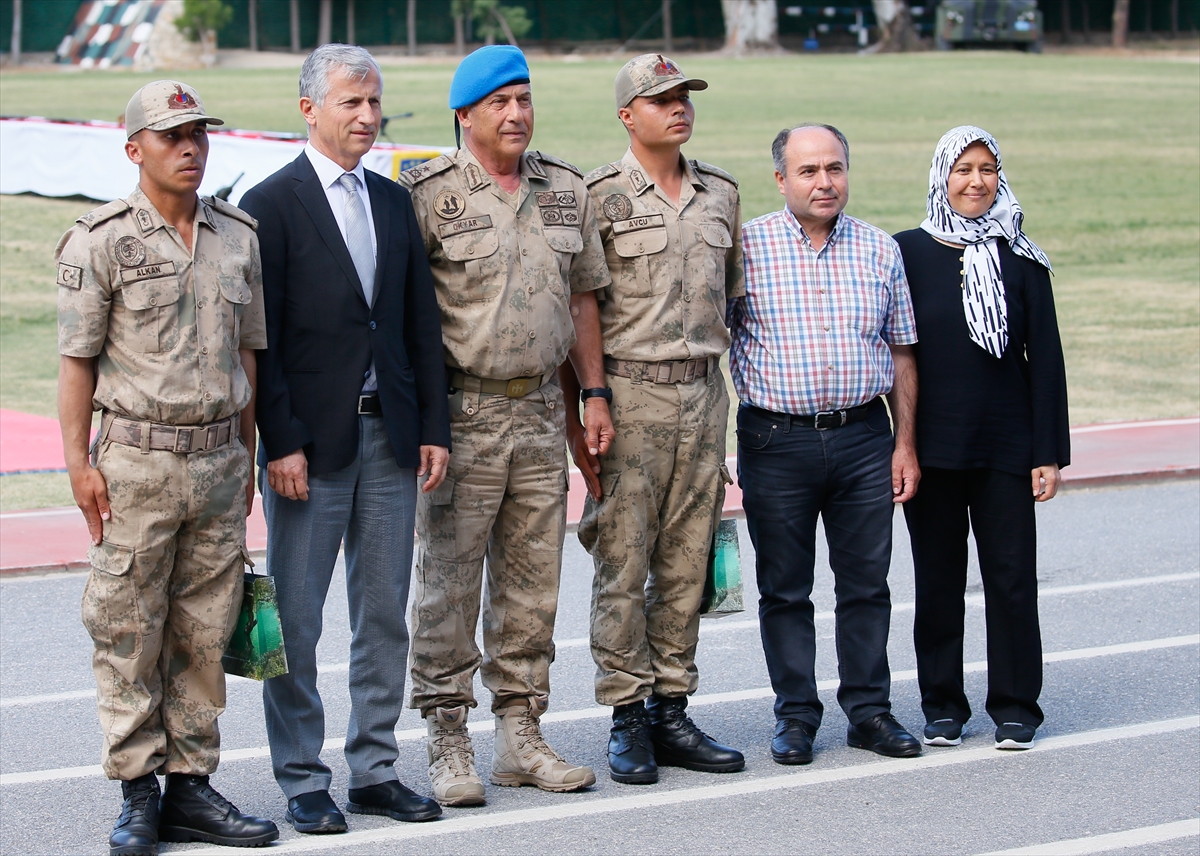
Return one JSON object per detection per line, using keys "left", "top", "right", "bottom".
{"left": 614, "top": 53, "right": 708, "bottom": 109}
{"left": 124, "top": 80, "right": 224, "bottom": 139}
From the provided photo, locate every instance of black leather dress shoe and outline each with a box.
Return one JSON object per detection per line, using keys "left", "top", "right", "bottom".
{"left": 608, "top": 701, "right": 658, "bottom": 784}
{"left": 646, "top": 695, "right": 745, "bottom": 773}
{"left": 110, "top": 773, "right": 160, "bottom": 856}
{"left": 771, "top": 719, "right": 817, "bottom": 765}
{"left": 158, "top": 774, "right": 279, "bottom": 847}
{"left": 346, "top": 780, "right": 441, "bottom": 823}
{"left": 847, "top": 713, "right": 922, "bottom": 758}
{"left": 286, "top": 790, "right": 347, "bottom": 834}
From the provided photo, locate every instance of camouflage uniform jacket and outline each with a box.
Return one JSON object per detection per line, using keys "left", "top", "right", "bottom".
{"left": 584, "top": 148, "right": 744, "bottom": 362}
{"left": 56, "top": 185, "right": 266, "bottom": 425}
{"left": 398, "top": 146, "right": 611, "bottom": 380}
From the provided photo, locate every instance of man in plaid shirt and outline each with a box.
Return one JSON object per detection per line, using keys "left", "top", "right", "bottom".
{"left": 728, "top": 123, "right": 922, "bottom": 766}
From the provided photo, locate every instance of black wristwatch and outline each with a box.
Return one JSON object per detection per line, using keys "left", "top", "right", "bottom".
{"left": 579, "top": 387, "right": 613, "bottom": 404}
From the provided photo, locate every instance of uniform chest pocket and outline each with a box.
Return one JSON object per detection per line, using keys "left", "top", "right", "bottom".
{"left": 117, "top": 263, "right": 181, "bottom": 353}
{"left": 612, "top": 215, "right": 669, "bottom": 298}
{"left": 441, "top": 226, "right": 502, "bottom": 304}
{"left": 544, "top": 227, "right": 583, "bottom": 286}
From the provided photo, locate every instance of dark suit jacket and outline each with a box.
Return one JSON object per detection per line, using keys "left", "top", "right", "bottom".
{"left": 241, "top": 152, "right": 450, "bottom": 475}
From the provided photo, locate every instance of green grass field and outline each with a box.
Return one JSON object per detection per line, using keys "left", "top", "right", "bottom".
{"left": 1, "top": 52, "right": 1197, "bottom": 509}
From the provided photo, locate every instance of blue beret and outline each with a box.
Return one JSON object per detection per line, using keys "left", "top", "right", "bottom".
{"left": 449, "top": 45, "right": 530, "bottom": 110}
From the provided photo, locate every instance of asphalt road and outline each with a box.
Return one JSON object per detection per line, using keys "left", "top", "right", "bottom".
{"left": 2, "top": 479, "right": 1198, "bottom": 855}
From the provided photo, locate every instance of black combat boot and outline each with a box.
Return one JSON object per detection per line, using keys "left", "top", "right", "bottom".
{"left": 608, "top": 701, "right": 658, "bottom": 784}
{"left": 110, "top": 773, "right": 160, "bottom": 856}
{"left": 646, "top": 695, "right": 745, "bottom": 773}
{"left": 158, "top": 774, "right": 279, "bottom": 848}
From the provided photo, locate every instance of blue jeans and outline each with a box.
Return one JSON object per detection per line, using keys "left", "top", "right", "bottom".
{"left": 737, "top": 399, "right": 896, "bottom": 728}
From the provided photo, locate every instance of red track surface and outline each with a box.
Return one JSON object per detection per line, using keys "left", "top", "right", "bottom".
{"left": 1, "top": 417, "right": 1195, "bottom": 575}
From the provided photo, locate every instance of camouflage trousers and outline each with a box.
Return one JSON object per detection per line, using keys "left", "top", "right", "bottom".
{"left": 83, "top": 435, "right": 249, "bottom": 781}
{"left": 410, "top": 382, "right": 568, "bottom": 716}
{"left": 577, "top": 368, "right": 731, "bottom": 706}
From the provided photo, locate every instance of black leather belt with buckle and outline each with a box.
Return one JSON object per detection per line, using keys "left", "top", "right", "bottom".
{"left": 746, "top": 400, "right": 875, "bottom": 430}
{"left": 358, "top": 394, "right": 382, "bottom": 415}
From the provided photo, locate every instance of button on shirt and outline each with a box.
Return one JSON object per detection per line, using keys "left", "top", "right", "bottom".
{"left": 587, "top": 149, "right": 744, "bottom": 361}
{"left": 304, "top": 142, "right": 379, "bottom": 391}
{"left": 728, "top": 209, "right": 916, "bottom": 415}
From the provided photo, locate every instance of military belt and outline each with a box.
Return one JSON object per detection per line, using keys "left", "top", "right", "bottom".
{"left": 604, "top": 356, "right": 710, "bottom": 384}
{"left": 448, "top": 369, "right": 556, "bottom": 399}
{"left": 103, "top": 412, "right": 239, "bottom": 454}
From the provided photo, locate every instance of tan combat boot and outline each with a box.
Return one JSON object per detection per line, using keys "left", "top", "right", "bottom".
{"left": 490, "top": 696, "right": 596, "bottom": 792}
{"left": 426, "top": 706, "right": 486, "bottom": 806}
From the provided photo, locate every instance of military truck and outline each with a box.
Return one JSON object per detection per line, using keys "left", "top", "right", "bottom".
{"left": 935, "top": 0, "right": 1044, "bottom": 52}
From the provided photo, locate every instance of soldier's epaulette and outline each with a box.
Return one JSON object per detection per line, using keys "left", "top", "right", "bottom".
{"left": 691, "top": 160, "right": 739, "bottom": 188}
{"left": 206, "top": 196, "right": 258, "bottom": 231}
{"left": 584, "top": 163, "right": 621, "bottom": 187}
{"left": 533, "top": 152, "right": 583, "bottom": 178}
{"left": 76, "top": 199, "right": 131, "bottom": 231}
{"left": 402, "top": 155, "right": 454, "bottom": 185}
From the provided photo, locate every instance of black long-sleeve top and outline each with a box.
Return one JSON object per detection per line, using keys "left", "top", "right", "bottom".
{"left": 893, "top": 229, "right": 1070, "bottom": 476}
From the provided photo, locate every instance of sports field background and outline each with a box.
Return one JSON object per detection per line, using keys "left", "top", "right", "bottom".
{"left": 1, "top": 51, "right": 1197, "bottom": 509}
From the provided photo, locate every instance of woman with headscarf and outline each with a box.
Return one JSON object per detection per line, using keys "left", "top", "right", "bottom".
{"left": 893, "top": 125, "right": 1070, "bottom": 752}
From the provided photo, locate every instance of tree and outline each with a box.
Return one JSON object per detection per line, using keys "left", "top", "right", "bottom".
{"left": 450, "top": 1, "right": 532, "bottom": 51}
{"left": 1112, "top": 0, "right": 1130, "bottom": 47}
{"left": 720, "top": 0, "right": 779, "bottom": 54}
{"left": 869, "top": 0, "right": 922, "bottom": 52}
{"left": 175, "top": 0, "right": 234, "bottom": 67}
{"left": 10, "top": 0, "right": 21, "bottom": 66}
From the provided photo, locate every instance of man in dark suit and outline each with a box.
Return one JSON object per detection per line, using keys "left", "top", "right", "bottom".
{"left": 240, "top": 44, "right": 451, "bottom": 834}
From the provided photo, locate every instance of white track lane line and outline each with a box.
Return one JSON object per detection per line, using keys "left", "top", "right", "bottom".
{"left": 978, "top": 817, "right": 1200, "bottom": 855}
{"left": 2, "top": 634, "right": 1196, "bottom": 787}
{"left": 176, "top": 716, "right": 1200, "bottom": 855}
{"left": 6, "top": 571, "right": 1194, "bottom": 709}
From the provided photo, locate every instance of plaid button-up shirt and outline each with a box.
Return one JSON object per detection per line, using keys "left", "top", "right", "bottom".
{"left": 728, "top": 208, "right": 916, "bottom": 415}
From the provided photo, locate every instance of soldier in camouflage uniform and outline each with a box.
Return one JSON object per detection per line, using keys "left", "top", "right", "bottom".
{"left": 56, "top": 81, "right": 278, "bottom": 855}
{"left": 397, "top": 46, "right": 613, "bottom": 805}
{"left": 561, "top": 54, "right": 746, "bottom": 785}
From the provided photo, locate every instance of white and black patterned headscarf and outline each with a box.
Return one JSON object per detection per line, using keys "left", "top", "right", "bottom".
{"left": 921, "top": 125, "right": 1052, "bottom": 358}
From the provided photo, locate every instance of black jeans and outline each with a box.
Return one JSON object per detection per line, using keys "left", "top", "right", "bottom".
{"left": 903, "top": 466, "right": 1043, "bottom": 729}
{"left": 737, "top": 399, "right": 896, "bottom": 729}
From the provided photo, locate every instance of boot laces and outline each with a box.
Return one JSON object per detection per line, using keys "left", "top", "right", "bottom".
{"left": 664, "top": 707, "right": 711, "bottom": 741}
{"left": 432, "top": 725, "right": 475, "bottom": 777}
{"left": 515, "top": 711, "right": 565, "bottom": 762}
{"left": 194, "top": 779, "right": 238, "bottom": 815}
{"left": 117, "top": 787, "right": 156, "bottom": 826}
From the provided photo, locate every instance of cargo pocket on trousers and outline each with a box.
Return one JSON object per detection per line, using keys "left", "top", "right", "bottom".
{"left": 83, "top": 540, "right": 141, "bottom": 659}
{"left": 577, "top": 472, "right": 620, "bottom": 560}
{"left": 420, "top": 477, "right": 462, "bottom": 561}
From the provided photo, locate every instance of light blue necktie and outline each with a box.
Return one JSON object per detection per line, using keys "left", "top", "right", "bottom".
{"left": 338, "top": 172, "right": 377, "bottom": 391}
{"left": 338, "top": 172, "right": 375, "bottom": 306}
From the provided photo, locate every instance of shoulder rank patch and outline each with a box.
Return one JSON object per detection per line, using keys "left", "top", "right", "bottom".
{"left": 629, "top": 169, "right": 648, "bottom": 194}
{"left": 114, "top": 236, "right": 147, "bottom": 267}
{"left": 57, "top": 263, "right": 83, "bottom": 290}
{"left": 76, "top": 199, "right": 131, "bottom": 232}
{"left": 692, "top": 160, "right": 739, "bottom": 188}
{"left": 402, "top": 155, "right": 454, "bottom": 186}
{"left": 524, "top": 154, "right": 547, "bottom": 180}
{"left": 206, "top": 196, "right": 259, "bottom": 231}
{"left": 533, "top": 151, "right": 583, "bottom": 178}
{"left": 584, "top": 162, "right": 621, "bottom": 187}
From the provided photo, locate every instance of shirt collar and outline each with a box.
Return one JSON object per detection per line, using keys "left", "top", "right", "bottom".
{"left": 620, "top": 148, "right": 704, "bottom": 197}
{"left": 126, "top": 185, "right": 214, "bottom": 234}
{"left": 305, "top": 141, "right": 367, "bottom": 191}
{"left": 782, "top": 207, "right": 847, "bottom": 249}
